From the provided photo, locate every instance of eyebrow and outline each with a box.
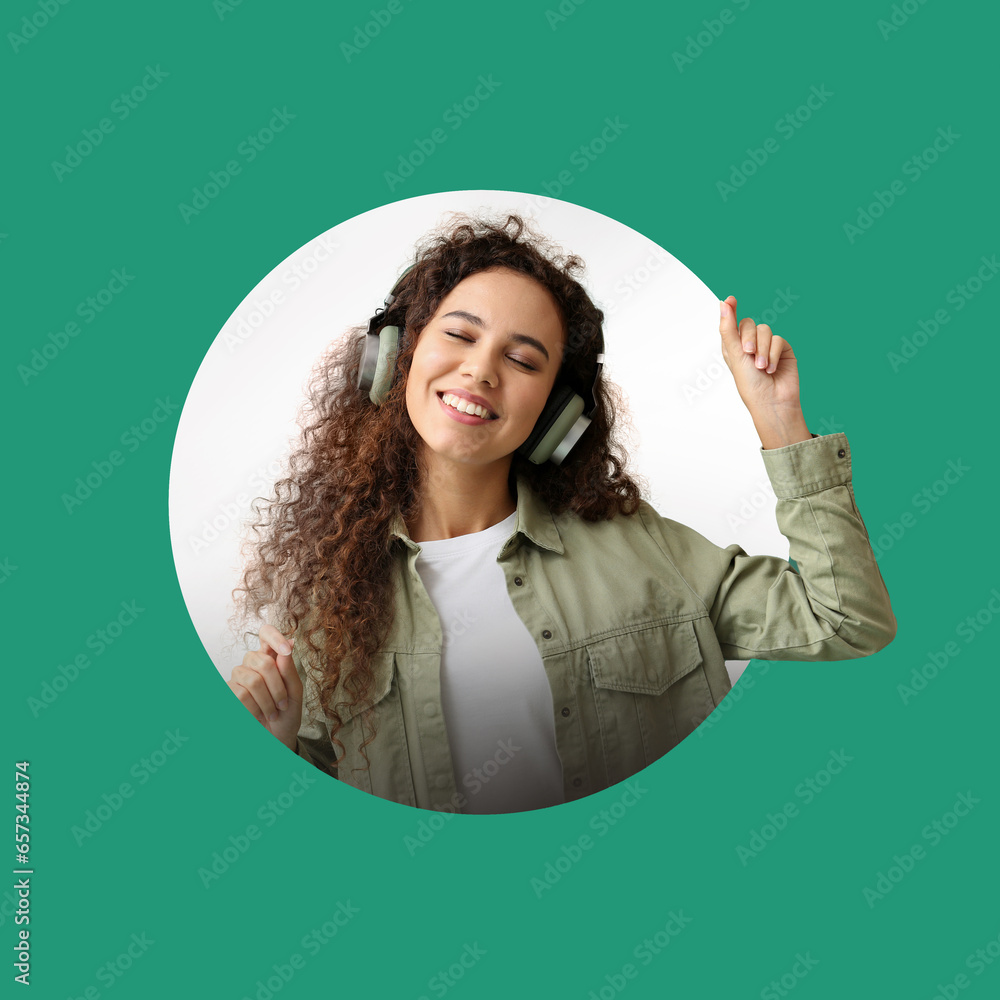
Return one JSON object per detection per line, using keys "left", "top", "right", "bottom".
{"left": 441, "top": 310, "right": 551, "bottom": 362}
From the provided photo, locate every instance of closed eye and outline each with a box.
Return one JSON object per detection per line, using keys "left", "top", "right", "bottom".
{"left": 445, "top": 331, "right": 539, "bottom": 372}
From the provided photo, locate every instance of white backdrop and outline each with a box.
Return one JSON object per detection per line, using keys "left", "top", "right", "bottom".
{"left": 169, "top": 190, "right": 790, "bottom": 686}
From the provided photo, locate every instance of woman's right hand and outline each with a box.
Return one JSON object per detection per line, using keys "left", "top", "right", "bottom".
{"left": 229, "top": 625, "right": 303, "bottom": 751}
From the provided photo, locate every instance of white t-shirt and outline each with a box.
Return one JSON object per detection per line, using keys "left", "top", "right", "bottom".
{"left": 415, "top": 512, "right": 565, "bottom": 814}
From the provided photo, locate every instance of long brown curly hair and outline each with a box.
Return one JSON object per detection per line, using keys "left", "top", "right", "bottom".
{"left": 231, "top": 212, "right": 644, "bottom": 768}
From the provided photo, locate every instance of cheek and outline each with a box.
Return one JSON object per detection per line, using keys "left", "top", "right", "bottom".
{"left": 524, "top": 385, "right": 553, "bottom": 423}
{"left": 409, "top": 346, "right": 446, "bottom": 386}
{"left": 405, "top": 351, "right": 429, "bottom": 398}
{"left": 403, "top": 370, "right": 423, "bottom": 423}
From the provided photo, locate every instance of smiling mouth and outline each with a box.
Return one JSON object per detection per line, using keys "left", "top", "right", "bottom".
{"left": 438, "top": 392, "right": 498, "bottom": 420}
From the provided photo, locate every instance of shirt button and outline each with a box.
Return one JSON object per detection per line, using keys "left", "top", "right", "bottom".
{"left": 542, "top": 629, "right": 552, "bottom": 639}
{"left": 424, "top": 703, "right": 438, "bottom": 717}
{"left": 514, "top": 576, "right": 523, "bottom": 586}
{"left": 837, "top": 448, "right": 846, "bottom": 458}
{"left": 435, "top": 775, "right": 448, "bottom": 789}
{"left": 572, "top": 777, "right": 583, "bottom": 788}
{"left": 561, "top": 707, "right": 571, "bottom": 717}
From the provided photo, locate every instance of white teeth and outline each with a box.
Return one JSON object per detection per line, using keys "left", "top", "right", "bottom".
{"left": 441, "top": 393, "right": 494, "bottom": 419}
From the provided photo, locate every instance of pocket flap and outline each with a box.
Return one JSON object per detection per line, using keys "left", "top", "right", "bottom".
{"left": 299, "top": 648, "right": 397, "bottom": 728}
{"left": 335, "top": 651, "right": 397, "bottom": 723}
{"left": 588, "top": 621, "right": 703, "bottom": 695}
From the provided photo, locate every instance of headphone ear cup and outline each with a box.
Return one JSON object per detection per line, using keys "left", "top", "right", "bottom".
{"left": 517, "top": 386, "right": 587, "bottom": 465}
{"left": 358, "top": 325, "right": 400, "bottom": 405}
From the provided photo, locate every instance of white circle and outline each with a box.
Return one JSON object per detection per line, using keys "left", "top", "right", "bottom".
{"left": 169, "top": 190, "right": 774, "bottom": 685}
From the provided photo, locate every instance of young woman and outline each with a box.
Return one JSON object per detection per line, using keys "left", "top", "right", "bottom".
{"left": 227, "top": 213, "right": 896, "bottom": 815}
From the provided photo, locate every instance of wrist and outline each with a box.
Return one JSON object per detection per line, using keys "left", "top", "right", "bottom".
{"left": 751, "top": 407, "right": 811, "bottom": 450}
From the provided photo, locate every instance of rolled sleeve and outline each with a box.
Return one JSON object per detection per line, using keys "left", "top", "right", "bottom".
{"left": 705, "top": 432, "right": 897, "bottom": 660}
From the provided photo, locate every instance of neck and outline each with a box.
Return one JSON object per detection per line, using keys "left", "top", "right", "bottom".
{"left": 407, "top": 454, "right": 516, "bottom": 542}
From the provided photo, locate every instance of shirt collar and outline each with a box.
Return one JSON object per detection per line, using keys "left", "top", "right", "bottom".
{"left": 388, "top": 473, "right": 564, "bottom": 555}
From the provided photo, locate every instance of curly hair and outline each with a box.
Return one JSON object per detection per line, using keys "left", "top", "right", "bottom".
{"left": 230, "top": 212, "right": 644, "bottom": 770}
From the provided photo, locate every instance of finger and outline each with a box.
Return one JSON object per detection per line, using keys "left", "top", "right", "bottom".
{"left": 719, "top": 296, "right": 742, "bottom": 360}
{"left": 274, "top": 646, "right": 303, "bottom": 708}
{"left": 253, "top": 649, "right": 296, "bottom": 715}
{"left": 232, "top": 661, "right": 281, "bottom": 720}
{"left": 767, "top": 335, "right": 786, "bottom": 374}
{"left": 738, "top": 315, "right": 758, "bottom": 356}
{"left": 236, "top": 654, "right": 285, "bottom": 719}
{"left": 229, "top": 681, "right": 267, "bottom": 725}
{"left": 259, "top": 623, "right": 293, "bottom": 657}
{"left": 754, "top": 324, "right": 772, "bottom": 370}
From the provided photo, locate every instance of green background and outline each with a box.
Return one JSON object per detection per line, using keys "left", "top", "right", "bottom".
{"left": 7, "top": 0, "right": 999, "bottom": 996}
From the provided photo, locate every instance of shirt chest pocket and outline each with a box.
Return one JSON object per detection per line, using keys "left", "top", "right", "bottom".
{"left": 587, "top": 620, "right": 716, "bottom": 785}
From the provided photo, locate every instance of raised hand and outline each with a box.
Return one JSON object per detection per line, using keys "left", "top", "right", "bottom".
{"left": 718, "top": 294, "right": 811, "bottom": 449}
{"left": 228, "top": 624, "right": 303, "bottom": 751}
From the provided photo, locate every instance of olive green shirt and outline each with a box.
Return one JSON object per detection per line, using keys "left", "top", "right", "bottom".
{"left": 293, "top": 432, "right": 896, "bottom": 811}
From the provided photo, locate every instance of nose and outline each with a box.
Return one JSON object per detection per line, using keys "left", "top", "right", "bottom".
{"left": 461, "top": 345, "right": 499, "bottom": 387}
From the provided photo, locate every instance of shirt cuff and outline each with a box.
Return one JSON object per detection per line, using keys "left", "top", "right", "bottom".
{"left": 759, "top": 432, "right": 851, "bottom": 499}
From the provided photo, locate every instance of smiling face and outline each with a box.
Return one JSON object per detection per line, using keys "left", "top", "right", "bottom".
{"left": 404, "top": 267, "right": 566, "bottom": 478}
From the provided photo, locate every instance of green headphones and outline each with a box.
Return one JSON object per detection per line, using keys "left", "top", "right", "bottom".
{"left": 357, "top": 267, "right": 604, "bottom": 466}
